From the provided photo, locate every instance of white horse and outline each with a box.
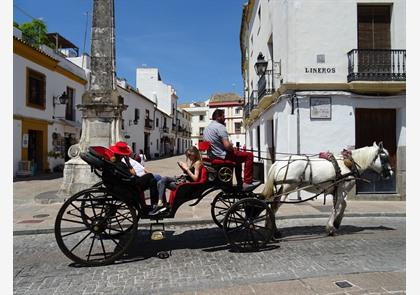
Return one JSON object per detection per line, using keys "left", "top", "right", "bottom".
{"left": 261, "top": 142, "right": 393, "bottom": 236}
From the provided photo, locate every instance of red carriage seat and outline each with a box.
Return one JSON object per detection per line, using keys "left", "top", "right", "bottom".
{"left": 197, "top": 141, "right": 235, "bottom": 166}
{"left": 168, "top": 166, "right": 208, "bottom": 207}
{"left": 89, "top": 146, "right": 115, "bottom": 161}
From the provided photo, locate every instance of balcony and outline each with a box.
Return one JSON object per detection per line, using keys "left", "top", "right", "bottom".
{"left": 244, "top": 103, "right": 251, "bottom": 118}
{"left": 257, "top": 70, "right": 276, "bottom": 101}
{"left": 162, "top": 126, "right": 169, "bottom": 133}
{"left": 144, "top": 118, "right": 153, "bottom": 129}
{"left": 347, "top": 49, "right": 406, "bottom": 82}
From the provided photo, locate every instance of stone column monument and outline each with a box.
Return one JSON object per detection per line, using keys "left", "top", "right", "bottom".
{"left": 58, "top": 0, "right": 126, "bottom": 197}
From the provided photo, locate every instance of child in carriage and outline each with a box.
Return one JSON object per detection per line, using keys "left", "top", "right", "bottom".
{"left": 150, "top": 146, "right": 204, "bottom": 215}
{"left": 108, "top": 141, "right": 160, "bottom": 213}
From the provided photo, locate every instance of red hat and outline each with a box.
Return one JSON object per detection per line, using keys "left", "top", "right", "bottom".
{"left": 109, "top": 141, "right": 132, "bottom": 156}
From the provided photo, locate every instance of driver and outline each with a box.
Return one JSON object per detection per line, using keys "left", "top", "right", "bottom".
{"left": 203, "top": 109, "right": 256, "bottom": 189}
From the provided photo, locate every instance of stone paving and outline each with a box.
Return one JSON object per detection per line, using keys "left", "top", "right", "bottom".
{"left": 13, "top": 217, "right": 405, "bottom": 294}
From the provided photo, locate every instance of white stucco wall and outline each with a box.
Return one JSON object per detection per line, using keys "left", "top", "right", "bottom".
{"left": 247, "top": 0, "right": 406, "bottom": 88}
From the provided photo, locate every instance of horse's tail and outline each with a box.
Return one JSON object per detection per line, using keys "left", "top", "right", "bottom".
{"left": 261, "top": 162, "right": 276, "bottom": 199}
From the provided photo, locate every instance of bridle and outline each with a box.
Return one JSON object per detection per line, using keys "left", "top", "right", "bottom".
{"left": 372, "top": 146, "right": 393, "bottom": 179}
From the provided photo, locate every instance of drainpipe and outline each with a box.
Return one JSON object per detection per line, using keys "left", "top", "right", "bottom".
{"left": 290, "top": 92, "right": 302, "bottom": 200}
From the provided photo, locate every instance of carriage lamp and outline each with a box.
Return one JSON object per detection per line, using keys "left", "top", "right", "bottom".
{"left": 53, "top": 91, "right": 69, "bottom": 106}
{"left": 254, "top": 52, "right": 268, "bottom": 76}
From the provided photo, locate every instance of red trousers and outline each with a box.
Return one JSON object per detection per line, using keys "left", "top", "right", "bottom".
{"left": 225, "top": 150, "right": 254, "bottom": 184}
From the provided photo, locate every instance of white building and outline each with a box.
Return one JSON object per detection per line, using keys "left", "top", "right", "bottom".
{"left": 180, "top": 101, "right": 210, "bottom": 147}
{"left": 175, "top": 108, "right": 192, "bottom": 154}
{"left": 180, "top": 93, "right": 246, "bottom": 149}
{"left": 136, "top": 67, "right": 180, "bottom": 154}
{"left": 240, "top": 0, "right": 406, "bottom": 199}
{"left": 13, "top": 27, "right": 87, "bottom": 176}
{"left": 116, "top": 79, "right": 163, "bottom": 159}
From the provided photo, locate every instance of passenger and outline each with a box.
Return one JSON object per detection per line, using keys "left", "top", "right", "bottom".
{"left": 134, "top": 149, "right": 147, "bottom": 166}
{"left": 108, "top": 141, "right": 159, "bottom": 212}
{"left": 128, "top": 150, "right": 162, "bottom": 182}
{"left": 151, "top": 146, "right": 203, "bottom": 215}
{"left": 203, "top": 108, "right": 256, "bottom": 190}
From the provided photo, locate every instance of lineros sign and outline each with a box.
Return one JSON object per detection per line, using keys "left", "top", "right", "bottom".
{"left": 305, "top": 67, "right": 336, "bottom": 73}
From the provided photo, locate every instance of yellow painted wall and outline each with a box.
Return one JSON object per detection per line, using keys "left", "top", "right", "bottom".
{"left": 21, "top": 117, "right": 49, "bottom": 171}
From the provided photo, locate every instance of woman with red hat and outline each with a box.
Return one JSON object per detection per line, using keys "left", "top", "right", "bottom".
{"left": 108, "top": 141, "right": 159, "bottom": 209}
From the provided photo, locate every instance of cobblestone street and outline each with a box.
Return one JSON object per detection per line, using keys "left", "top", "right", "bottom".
{"left": 14, "top": 216, "right": 405, "bottom": 294}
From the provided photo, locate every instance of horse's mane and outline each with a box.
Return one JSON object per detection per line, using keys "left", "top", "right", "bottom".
{"left": 350, "top": 145, "right": 379, "bottom": 170}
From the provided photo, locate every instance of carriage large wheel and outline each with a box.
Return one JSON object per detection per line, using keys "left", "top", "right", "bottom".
{"left": 211, "top": 191, "right": 241, "bottom": 228}
{"left": 55, "top": 187, "right": 138, "bottom": 266}
{"left": 223, "top": 198, "right": 275, "bottom": 252}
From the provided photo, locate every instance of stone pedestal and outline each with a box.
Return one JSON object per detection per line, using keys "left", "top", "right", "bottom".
{"left": 57, "top": 101, "right": 126, "bottom": 198}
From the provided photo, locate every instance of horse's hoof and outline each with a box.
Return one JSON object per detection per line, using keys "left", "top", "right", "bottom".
{"left": 326, "top": 227, "right": 336, "bottom": 236}
{"left": 274, "top": 230, "right": 282, "bottom": 239}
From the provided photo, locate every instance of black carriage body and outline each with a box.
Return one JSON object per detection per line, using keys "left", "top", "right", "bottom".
{"left": 80, "top": 148, "right": 142, "bottom": 211}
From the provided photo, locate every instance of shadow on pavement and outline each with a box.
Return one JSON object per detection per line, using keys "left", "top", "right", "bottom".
{"left": 67, "top": 224, "right": 394, "bottom": 268}
{"left": 279, "top": 224, "right": 395, "bottom": 242}
{"left": 13, "top": 172, "right": 63, "bottom": 182}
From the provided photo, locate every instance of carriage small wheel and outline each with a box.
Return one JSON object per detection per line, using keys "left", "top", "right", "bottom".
{"left": 223, "top": 198, "right": 275, "bottom": 252}
{"left": 157, "top": 251, "right": 170, "bottom": 259}
{"left": 54, "top": 187, "right": 138, "bottom": 267}
{"left": 218, "top": 167, "right": 233, "bottom": 182}
{"left": 210, "top": 191, "right": 241, "bottom": 228}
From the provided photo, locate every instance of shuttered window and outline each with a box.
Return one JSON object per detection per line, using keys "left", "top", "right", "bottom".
{"left": 358, "top": 5, "right": 391, "bottom": 49}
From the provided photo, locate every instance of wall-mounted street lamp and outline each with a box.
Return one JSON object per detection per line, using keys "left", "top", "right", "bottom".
{"left": 254, "top": 52, "right": 268, "bottom": 76}
{"left": 53, "top": 91, "right": 68, "bottom": 107}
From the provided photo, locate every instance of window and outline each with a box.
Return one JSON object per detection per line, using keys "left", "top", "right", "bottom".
{"left": 132, "top": 142, "right": 136, "bottom": 154}
{"left": 26, "top": 68, "right": 46, "bottom": 109}
{"left": 65, "top": 87, "right": 75, "bottom": 121}
{"left": 156, "top": 118, "right": 159, "bottom": 127}
{"left": 134, "top": 108, "right": 139, "bottom": 122}
{"left": 199, "top": 114, "right": 204, "bottom": 121}
{"left": 199, "top": 127, "right": 204, "bottom": 135}
{"left": 235, "top": 122, "right": 241, "bottom": 133}
{"left": 235, "top": 107, "right": 241, "bottom": 115}
{"left": 145, "top": 109, "right": 150, "bottom": 119}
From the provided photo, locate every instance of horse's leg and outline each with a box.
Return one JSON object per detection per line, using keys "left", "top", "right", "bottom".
{"left": 326, "top": 186, "right": 345, "bottom": 235}
{"left": 334, "top": 189, "right": 347, "bottom": 229}
{"left": 265, "top": 185, "right": 290, "bottom": 239}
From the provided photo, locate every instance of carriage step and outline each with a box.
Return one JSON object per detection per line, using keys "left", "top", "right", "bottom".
{"left": 150, "top": 222, "right": 165, "bottom": 241}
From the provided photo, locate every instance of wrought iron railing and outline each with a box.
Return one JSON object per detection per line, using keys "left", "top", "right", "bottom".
{"left": 244, "top": 103, "right": 251, "bottom": 118}
{"left": 347, "top": 49, "right": 406, "bottom": 82}
{"left": 257, "top": 70, "right": 275, "bottom": 101}
{"left": 144, "top": 118, "right": 153, "bottom": 129}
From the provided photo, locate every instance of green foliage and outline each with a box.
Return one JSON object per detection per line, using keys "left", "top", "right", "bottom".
{"left": 17, "top": 19, "right": 54, "bottom": 48}
{"left": 13, "top": 21, "right": 19, "bottom": 28}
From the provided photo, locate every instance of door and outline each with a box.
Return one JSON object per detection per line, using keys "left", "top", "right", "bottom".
{"left": 143, "top": 133, "right": 150, "bottom": 159}
{"left": 357, "top": 5, "right": 391, "bottom": 74}
{"left": 28, "top": 130, "right": 43, "bottom": 172}
{"left": 355, "top": 108, "right": 396, "bottom": 193}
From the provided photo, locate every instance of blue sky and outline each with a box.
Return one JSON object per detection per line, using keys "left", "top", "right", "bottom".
{"left": 13, "top": 0, "right": 246, "bottom": 104}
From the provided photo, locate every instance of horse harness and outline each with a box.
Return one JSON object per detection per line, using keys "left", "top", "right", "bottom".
{"left": 273, "top": 150, "right": 361, "bottom": 204}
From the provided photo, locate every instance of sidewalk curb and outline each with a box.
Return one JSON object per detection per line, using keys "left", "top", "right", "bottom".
{"left": 13, "top": 212, "right": 405, "bottom": 236}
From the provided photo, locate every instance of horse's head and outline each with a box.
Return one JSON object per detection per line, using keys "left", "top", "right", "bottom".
{"left": 369, "top": 141, "right": 393, "bottom": 179}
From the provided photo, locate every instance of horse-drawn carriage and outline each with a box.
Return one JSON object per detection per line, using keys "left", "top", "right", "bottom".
{"left": 54, "top": 141, "right": 393, "bottom": 266}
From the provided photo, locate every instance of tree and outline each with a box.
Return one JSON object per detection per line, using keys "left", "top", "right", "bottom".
{"left": 17, "top": 19, "right": 53, "bottom": 48}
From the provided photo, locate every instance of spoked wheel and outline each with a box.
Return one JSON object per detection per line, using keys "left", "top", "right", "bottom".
{"left": 211, "top": 191, "right": 241, "bottom": 228}
{"left": 223, "top": 198, "right": 275, "bottom": 252}
{"left": 54, "top": 187, "right": 138, "bottom": 266}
